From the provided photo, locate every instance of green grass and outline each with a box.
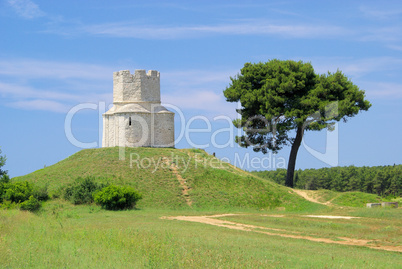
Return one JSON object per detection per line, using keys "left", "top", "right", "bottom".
{"left": 0, "top": 202, "right": 401, "bottom": 268}
{"left": 217, "top": 209, "right": 402, "bottom": 245}
{"left": 297, "top": 189, "right": 387, "bottom": 208}
{"left": 3, "top": 148, "right": 402, "bottom": 268}
{"left": 313, "top": 189, "right": 339, "bottom": 203}
{"left": 13, "top": 147, "right": 322, "bottom": 211}
{"left": 331, "top": 191, "right": 384, "bottom": 207}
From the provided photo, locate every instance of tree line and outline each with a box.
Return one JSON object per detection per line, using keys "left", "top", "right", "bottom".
{"left": 253, "top": 165, "right": 401, "bottom": 197}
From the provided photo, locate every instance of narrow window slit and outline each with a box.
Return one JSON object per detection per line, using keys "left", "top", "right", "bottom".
{"left": 129, "top": 117, "right": 131, "bottom": 126}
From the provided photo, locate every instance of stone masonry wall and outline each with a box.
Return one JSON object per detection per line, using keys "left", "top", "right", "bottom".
{"left": 103, "top": 69, "right": 174, "bottom": 148}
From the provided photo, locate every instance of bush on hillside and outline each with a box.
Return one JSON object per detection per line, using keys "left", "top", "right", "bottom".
{"left": 93, "top": 185, "right": 142, "bottom": 210}
{"left": 32, "top": 185, "right": 50, "bottom": 201}
{"left": 3, "top": 181, "right": 33, "bottom": 203}
{"left": 0, "top": 174, "right": 10, "bottom": 198}
{"left": 64, "top": 176, "right": 106, "bottom": 205}
{"left": 0, "top": 180, "right": 43, "bottom": 212}
{"left": 20, "top": 195, "right": 41, "bottom": 212}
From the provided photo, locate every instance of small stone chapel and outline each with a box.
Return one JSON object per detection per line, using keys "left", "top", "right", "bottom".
{"left": 102, "top": 69, "right": 175, "bottom": 148}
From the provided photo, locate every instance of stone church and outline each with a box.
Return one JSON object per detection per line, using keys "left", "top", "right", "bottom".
{"left": 102, "top": 69, "right": 175, "bottom": 148}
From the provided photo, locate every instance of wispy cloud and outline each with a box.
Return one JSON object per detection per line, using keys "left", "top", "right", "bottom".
{"left": 359, "top": 27, "right": 402, "bottom": 42}
{"left": 309, "top": 56, "right": 402, "bottom": 78}
{"left": 359, "top": 5, "right": 402, "bottom": 20}
{"left": 0, "top": 59, "right": 113, "bottom": 80}
{"left": 360, "top": 82, "right": 402, "bottom": 99}
{"left": 8, "top": 99, "right": 70, "bottom": 113}
{"left": 7, "top": 0, "right": 44, "bottom": 19}
{"left": 0, "top": 58, "right": 117, "bottom": 113}
{"left": 161, "top": 69, "right": 239, "bottom": 118}
{"left": 2, "top": 56, "right": 400, "bottom": 117}
{"left": 162, "top": 89, "right": 238, "bottom": 119}
{"left": 387, "top": 44, "right": 402, "bottom": 51}
{"left": 163, "top": 69, "right": 236, "bottom": 88}
{"left": 0, "top": 82, "right": 79, "bottom": 101}
{"left": 0, "top": 58, "right": 240, "bottom": 115}
{"left": 80, "top": 20, "right": 348, "bottom": 40}
{"left": 305, "top": 56, "right": 402, "bottom": 99}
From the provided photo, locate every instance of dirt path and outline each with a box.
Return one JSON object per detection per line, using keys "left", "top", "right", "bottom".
{"left": 292, "top": 189, "right": 333, "bottom": 206}
{"left": 162, "top": 214, "right": 401, "bottom": 253}
{"left": 164, "top": 157, "right": 192, "bottom": 207}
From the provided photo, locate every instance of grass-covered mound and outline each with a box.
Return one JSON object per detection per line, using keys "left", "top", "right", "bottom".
{"left": 13, "top": 147, "right": 321, "bottom": 211}
{"left": 290, "top": 189, "right": 388, "bottom": 208}
{"left": 331, "top": 192, "right": 383, "bottom": 207}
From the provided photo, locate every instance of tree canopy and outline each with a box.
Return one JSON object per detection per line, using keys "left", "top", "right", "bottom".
{"left": 224, "top": 59, "right": 371, "bottom": 187}
{"left": 0, "top": 147, "right": 6, "bottom": 177}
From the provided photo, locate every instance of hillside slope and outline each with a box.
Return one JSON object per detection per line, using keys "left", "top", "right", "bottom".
{"left": 14, "top": 147, "right": 322, "bottom": 210}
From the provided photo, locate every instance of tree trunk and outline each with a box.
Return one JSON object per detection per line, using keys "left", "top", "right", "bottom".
{"left": 285, "top": 125, "right": 304, "bottom": 187}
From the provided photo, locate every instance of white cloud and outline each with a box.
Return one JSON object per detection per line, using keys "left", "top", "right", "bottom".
{"left": 301, "top": 56, "right": 402, "bottom": 99}
{"left": 8, "top": 99, "right": 70, "bottom": 113}
{"left": 308, "top": 56, "right": 402, "bottom": 78}
{"left": 0, "top": 59, "right": 113, "bottom": 80}
{"left": 359, "top": 27, "right": 402, "bottom": 43}
{"left": 163, "top": 69, "right": 236, "bottom": 88}
{"left": 360, "top": 82, "right": 402, "bottom": 99}
{"left": 0, "top": 58, "right": 118, "bottom": 113}
{"left": 0, "top": 82, "right": 79, "bottom": 101}
{"left": 0, "top": 81, "right": 112, "bottom": 103}
{"left": 387, "top": 44, "right": 402, "bottom": 51}
{"left": 7, "top": 0, "right": 45, "bottom": 19}
{"left": 162, "top": 90, "right": 238, "bottom": 119}
{"left": 0, "top": 58, "right": 240, "bottom": 115}
{"left": 360, "top": 5, "right": 402, "bottom": 20}
{"left": 81, "top": 20, "right": 348, "bottom": 40}
{"left": 161, "top": 69, "right": 239, "bottom": 118}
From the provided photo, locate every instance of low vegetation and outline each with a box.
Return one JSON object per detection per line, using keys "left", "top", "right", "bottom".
{"left": 331, "top": 192, "right": 385, "bottom": 207}
{"left": 94, "top": 185, "right": 142, "bottom": 210}
{"left": 14, "top": 147, "right": 322, "bottom": 211}
{"left": 63, "top": 176, "right": 107, "bottom": 205}
{"left": 1, "top": 147, "right": 401, "bottom": 268}
{"left": 253, "top": 165, "right": 401, "bottom": 197}
{"left": 0, "top": 176, "right": 48, "bottom": 212}
{"left": 0, "top": 205, "right": 400, "bottom": 268}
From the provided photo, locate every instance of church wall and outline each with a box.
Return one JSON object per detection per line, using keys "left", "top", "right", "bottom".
{"left": 118, "top": 113, "right": 152, "bottom": 147}
{"left": 103, "top": 69, "right": 175, "bottom": 148}
{"left": 153, "top": 113, "right": 175, "bottom": 147}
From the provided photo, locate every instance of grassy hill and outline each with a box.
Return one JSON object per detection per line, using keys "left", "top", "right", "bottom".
{"left": 14, "top": 147, "right": 322, "bottom": 211}
{"left": 5, "top": 147, "right": 402, "bottom": 268}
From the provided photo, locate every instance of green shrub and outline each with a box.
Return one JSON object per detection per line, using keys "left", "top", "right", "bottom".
{"left": 32, "top": 185, "right": 49, "bottom": 201}
{"left": 64, "top": 176, "right": 106, "bottom": 205}
{"left": 94, "top": 185, "right": 142, "bottom": 210}
{"left": 0, "top": 174, "right": 10, "bottom": 184}
{"left": 0, "top": 180, "right": 43, "bottom": 211}
{"left": 3, "top": 181, "right": 33, "bottom": 203}
{"left": 20, "top": 195, "right": 41, "bottom": 211}
{"left": 0, "top": 174, "right": 10, "bottom": 198}
{"left": 0, "top": 199, "right": 16, "bottom": 209}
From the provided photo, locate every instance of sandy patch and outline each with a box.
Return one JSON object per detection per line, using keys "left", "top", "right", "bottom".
{"left": 162, "top": 214, "right": 401, "bottom": 253}
{"left": 292, "top": 189, "right": 333, "bottom": 205}
{"left": 304, "top": 215, "right": 360, "bottom": 219}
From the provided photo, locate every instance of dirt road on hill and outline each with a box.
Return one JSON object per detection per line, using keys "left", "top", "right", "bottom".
{"left": 162, "top": 214, "right": 402, "bottom": 253}
{"left": 164, "top": 157, "right": 192, "bottom": 207}
{"left": 292, "top": 189, "right": 333, "bottom": 205}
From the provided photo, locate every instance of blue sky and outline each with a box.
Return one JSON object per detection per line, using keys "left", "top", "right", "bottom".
{"left": 0, "top": 0, "right": 401, "bottom": 178}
